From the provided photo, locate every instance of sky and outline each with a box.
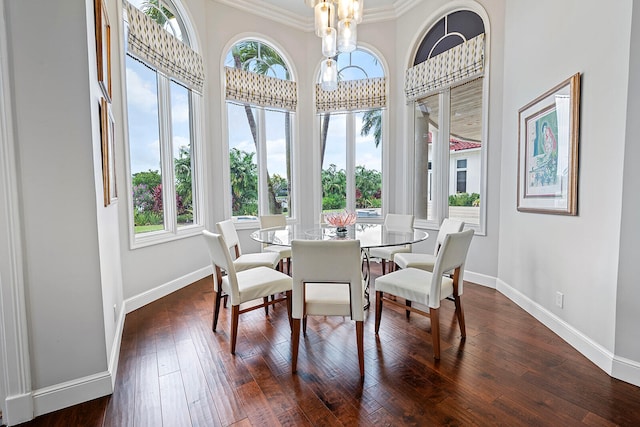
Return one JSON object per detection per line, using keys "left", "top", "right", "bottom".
{"left": 126, "top": 5, "right": 383, "bottom": 179}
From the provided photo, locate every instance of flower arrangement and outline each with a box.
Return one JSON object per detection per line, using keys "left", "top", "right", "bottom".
{"left": 325, "top": 210, "right": 357, "bottom": 229}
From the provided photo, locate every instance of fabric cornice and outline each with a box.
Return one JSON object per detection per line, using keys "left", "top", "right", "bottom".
{"left": 225, "top": 67, "right": 298, "bottom": 111}
{"left": 125, "top": 1, "right": 204, "bottom": 93}
{"left": 315, "top": 77, "right": 387, "bottom": 113}
{"left": 405, "top": 33, "right": 484, "bottom": 101}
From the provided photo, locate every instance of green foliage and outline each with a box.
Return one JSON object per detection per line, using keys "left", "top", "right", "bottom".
{"left": 322, "top": 194, "right": 346, "bottom": 210}
{"left": 449, "top": 192, "right": 480, "bottom": 207}
{"left": 229, "top": 148, "right": 258, "bottom": 216}
{"left": 174, "top": 146, "right": 192, "bottom": 215}
{"left": 134, "top": 210, "right": 163, "bottom": 227}
{"left": 132, "top": 170, "right": 161, "bottom": 189}
{"left": 355, "top": 165, "right": 381, "bottom": 209}
{"left": 360, "top": 109, "right": 382, "bottom": 148}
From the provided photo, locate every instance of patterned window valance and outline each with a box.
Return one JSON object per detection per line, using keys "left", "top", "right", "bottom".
{"left": 315, "top": 77, "right": 387, "bottom": 113}
{"left": 125, "top": 2, "right": 204, "bottom": 93}
{"left": 405, "top": 33, "right": 484, "bottom": 101}
{"left": 225, "top": 67, "right": 297, "bottom": 111}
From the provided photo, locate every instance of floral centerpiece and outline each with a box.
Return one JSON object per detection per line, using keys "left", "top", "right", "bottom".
{"left": 325, "top": 210, "right": 357, "bottom": 236}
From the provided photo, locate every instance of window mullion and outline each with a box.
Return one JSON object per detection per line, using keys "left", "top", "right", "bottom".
{"left": 438, "top": 89, "right": 451, "bottom": 223}
{"left": 158, "top": 74, "right": 176, "bottom": 232}
{"left": 257, "top": 108, "right": 268, "bottom": 215}
{"left": 346, "top": 112, "right": 356, "bottom": 212}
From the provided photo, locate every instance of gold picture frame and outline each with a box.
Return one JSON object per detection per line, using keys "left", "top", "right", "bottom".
{"left": 99, "top": 97, "right": 110, "bottom": 207}
{"left": 108, "top": 103, "right": 117, "bottom": 203}
{"left": 95, "top": 0, "right": 112, "bottom": 102}
{"left": 517, "top": 73, "right": 580, "bottom": 215}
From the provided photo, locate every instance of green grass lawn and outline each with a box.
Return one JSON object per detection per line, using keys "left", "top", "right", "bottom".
{"left": 135, "top": 224, "right": 164, "bottom": 233}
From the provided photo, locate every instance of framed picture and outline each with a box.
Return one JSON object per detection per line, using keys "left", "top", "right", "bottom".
{"left": 95, "top": 0, "right": 112, "bottom": 102}
{"left": 99, "top": 97, "right": 110, "bottom": 207}
{"left": 517, "top": 73, "right": 580, "bottom": 215}
{"left": 107, "top": 103, "right": 118, "bottom": 203}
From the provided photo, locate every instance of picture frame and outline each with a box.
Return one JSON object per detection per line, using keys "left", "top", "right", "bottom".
{"left": 517, "top": 73, "right": 580, "bottom": 215}
{"left": 107, "top": 104, "right": 118, "bottom": 203}
{"left": 99, "top": 97, "right": 110, "bottom": 207}
{"left": 95, "top": 0, "right": 112, "bottom": 102}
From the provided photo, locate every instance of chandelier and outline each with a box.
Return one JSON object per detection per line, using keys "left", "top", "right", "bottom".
{"left": 305, "top": 0, "right": 364, "bottom": 91}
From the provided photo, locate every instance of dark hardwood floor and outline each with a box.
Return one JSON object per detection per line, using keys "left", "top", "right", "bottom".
{"left": 17, "top": 263, "right": 640, "bottom": 426}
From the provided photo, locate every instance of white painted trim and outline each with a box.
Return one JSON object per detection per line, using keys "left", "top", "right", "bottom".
{"left": 0, "top": 2, "right": 33, "bottom": 425}
{"left": 464, "top": 270, "right": 496, "bottom": 289}
{"left": 32, "top": 372, "right": 113, "bottom": 418}
{"left": 4, "top": 393, "right": 32, "bottom": 426}
{"left": 108, "top": 302, "right": 126, "bottom": 389}
{"left": 496, "top": 278, "right": 621, "bottom": 381}
{"left": 124, "top": 265, "right": 212, "bottom": 313}
{"left": 612, "top": 355, "right": 640, "bottom": 388}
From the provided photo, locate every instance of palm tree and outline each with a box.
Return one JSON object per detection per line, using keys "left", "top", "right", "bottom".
{"left": 231, "top": 41, "right": 290, "bottom": 215}
{"left": 360, "top": 108, "right": 382, "bottom": 147}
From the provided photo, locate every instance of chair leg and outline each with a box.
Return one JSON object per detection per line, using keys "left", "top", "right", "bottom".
{"left": 263, "top": 297, "right": 269, "bottom": 315}
{"left": 405, "top": 299, "right": 412, "bottom": 319}
{"left": 356, "top": 320, "right": 364, "bottom": 379}
{"left": 375, "top": 291, "right": 383, "bottom": 334}
{"left": 286, "top": 290, "right": 292, "bottom": 330}
{"left": 212, "top": 290, "right": 223, "bottom": 332}
{"left": 231, "top": 305, "right": 240, "bottom": 354}
{"left": 381, "top": 259, "right": 387, "bottom": 275}
{"left": 302, "top": 316, "right": 308, "bottom": 336}
{"left": 429, "top": 307, "right": 440, "bottom": 360}
{"left": 454, "top": 295, "right": 466, "bottom": 339}
{"left": 287, "top": 258, "right": 291, "bottom": 275}
{"left": 223, "top": 294, "right": 228, "bottom": 308}
{"left": 292, "top": 318, "right": 301, "bottom": 374}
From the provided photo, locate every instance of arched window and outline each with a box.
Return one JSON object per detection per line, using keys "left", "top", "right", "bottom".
{"left": 407, "top": 9, "right": 486, "bottom": 229}
{"left": 224, "top": 40, "right": 296, "bottom": 220}
{"left": 317, "top": 48, "right": 386, "bottom": 219}
{"left": 123, "top": 0, "right": 204, "bottom": 245}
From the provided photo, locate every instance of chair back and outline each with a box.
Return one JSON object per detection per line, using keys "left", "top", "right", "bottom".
{"left": 260, "top": 215, "right": 286, "bottom": 229}
{"left": 384, "top": 213, "right": 414, "bottom": 231}
{"left": 202, "top": 230, "right": 240, "bottom": 301}
{"left": 291, "top": 239, "right": 363, "bottom": 321}
{"left": 429, "top": 229, "right": 474, "bottom": 307}
{"left": 434, "top": 218, "right": 465, "bottom": 255}
{"left": 216, "top": 219, "right": 241, "bottom": 257}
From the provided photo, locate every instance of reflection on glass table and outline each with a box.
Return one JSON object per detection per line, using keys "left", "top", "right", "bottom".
{"left": 251, "top": 223, "right": 429, "bottom": 309}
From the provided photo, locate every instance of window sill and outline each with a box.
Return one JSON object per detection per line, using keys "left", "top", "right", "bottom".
{"left": 130, "top": 224, "right": 205, "bottom": 250}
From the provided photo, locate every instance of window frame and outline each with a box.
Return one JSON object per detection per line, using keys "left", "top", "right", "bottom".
{"left": 122, "top": 1, "right": 205, "bottom": 249}
{"left": 221, "top": 37, "right": 297, "bottom": 229}
{"left": 317, "top": 46, "right": 387, "bottom": 224}
{"left": 407, "top": 7, "right": 489, "bottom": 235}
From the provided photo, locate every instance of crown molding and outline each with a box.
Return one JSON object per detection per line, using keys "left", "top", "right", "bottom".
{"left": 212, "top": 0, "right": 423, "bottom": 31}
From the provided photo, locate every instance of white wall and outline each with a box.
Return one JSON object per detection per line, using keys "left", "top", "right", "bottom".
{"left": 499, "top": 0, "right": 632, "bottom": 356}
{"left": 615, "top": 1, "right": 640, "bottom": 370}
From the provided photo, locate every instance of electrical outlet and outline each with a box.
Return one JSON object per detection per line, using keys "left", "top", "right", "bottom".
{"left": 555, "top": 292, "right": 564, "bottom": 308}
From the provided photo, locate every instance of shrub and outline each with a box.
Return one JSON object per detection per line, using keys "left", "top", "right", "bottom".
{"left": 323, "top": 194, "right": 346, "bottom": 210}
{"left": 449, "top": 192, "right": 480, "bottom": 207}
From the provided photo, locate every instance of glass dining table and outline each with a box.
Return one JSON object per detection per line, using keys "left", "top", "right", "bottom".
{"left": 250, "top": 223, "right": 429, "bottom": 309}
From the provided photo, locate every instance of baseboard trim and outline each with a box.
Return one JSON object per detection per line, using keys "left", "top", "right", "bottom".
{"left": 107, "top": 304, "right": 126, "bottom": 389}
{"left": 496, "top": 278, "right": 618, "bottom": 377}
{"left": 124, "top": 266, "right": 212, "bottom": 314}
{"left": 612, "top": 355, "right": 640, "bottom": 387}
{"left": 32, "top": 371, "right": 113, "bottom": 418}
{"left": 4, "top": 392, "right": 33, "bottom": 426}
{"left": 464, "top": 270, "right": 496, "bottom": 289}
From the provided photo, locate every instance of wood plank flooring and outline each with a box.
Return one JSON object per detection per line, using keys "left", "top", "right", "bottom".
{"left": 17, "top": 263, "right": 640, "bottom": 426}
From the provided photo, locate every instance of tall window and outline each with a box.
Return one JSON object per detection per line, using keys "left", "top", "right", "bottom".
{"left": 319, "top": 49, "right": 385, "bottom": 219}
{"left": 124, "top": 0, "right": 203, "bottom": 243}
{"left": 224, "top": 40, "right": 295, "bottom": 221}
{"left": 409, "top": 10, "right": 485, "bottom": 227}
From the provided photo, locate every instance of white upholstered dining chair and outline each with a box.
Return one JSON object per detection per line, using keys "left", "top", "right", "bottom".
{"left": 259, "top": 215, "right": 292, "bottom": 274}
{"left": 368, "top": 213, "right": 414, "bottom": 274}
{"left": 374, "top": 229, "right": 474, "bottom": 360}
{"left": 216, "top": 219, "right": 279, "bottom": 272}
{"left": 394, "top": 218, "right": 465, "bottom": 272}
{"left": 291, "top": 239, "right": 365, "bottom": 379}
{"left": 202, "top": 230, "right": 292, "bottom": 354}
